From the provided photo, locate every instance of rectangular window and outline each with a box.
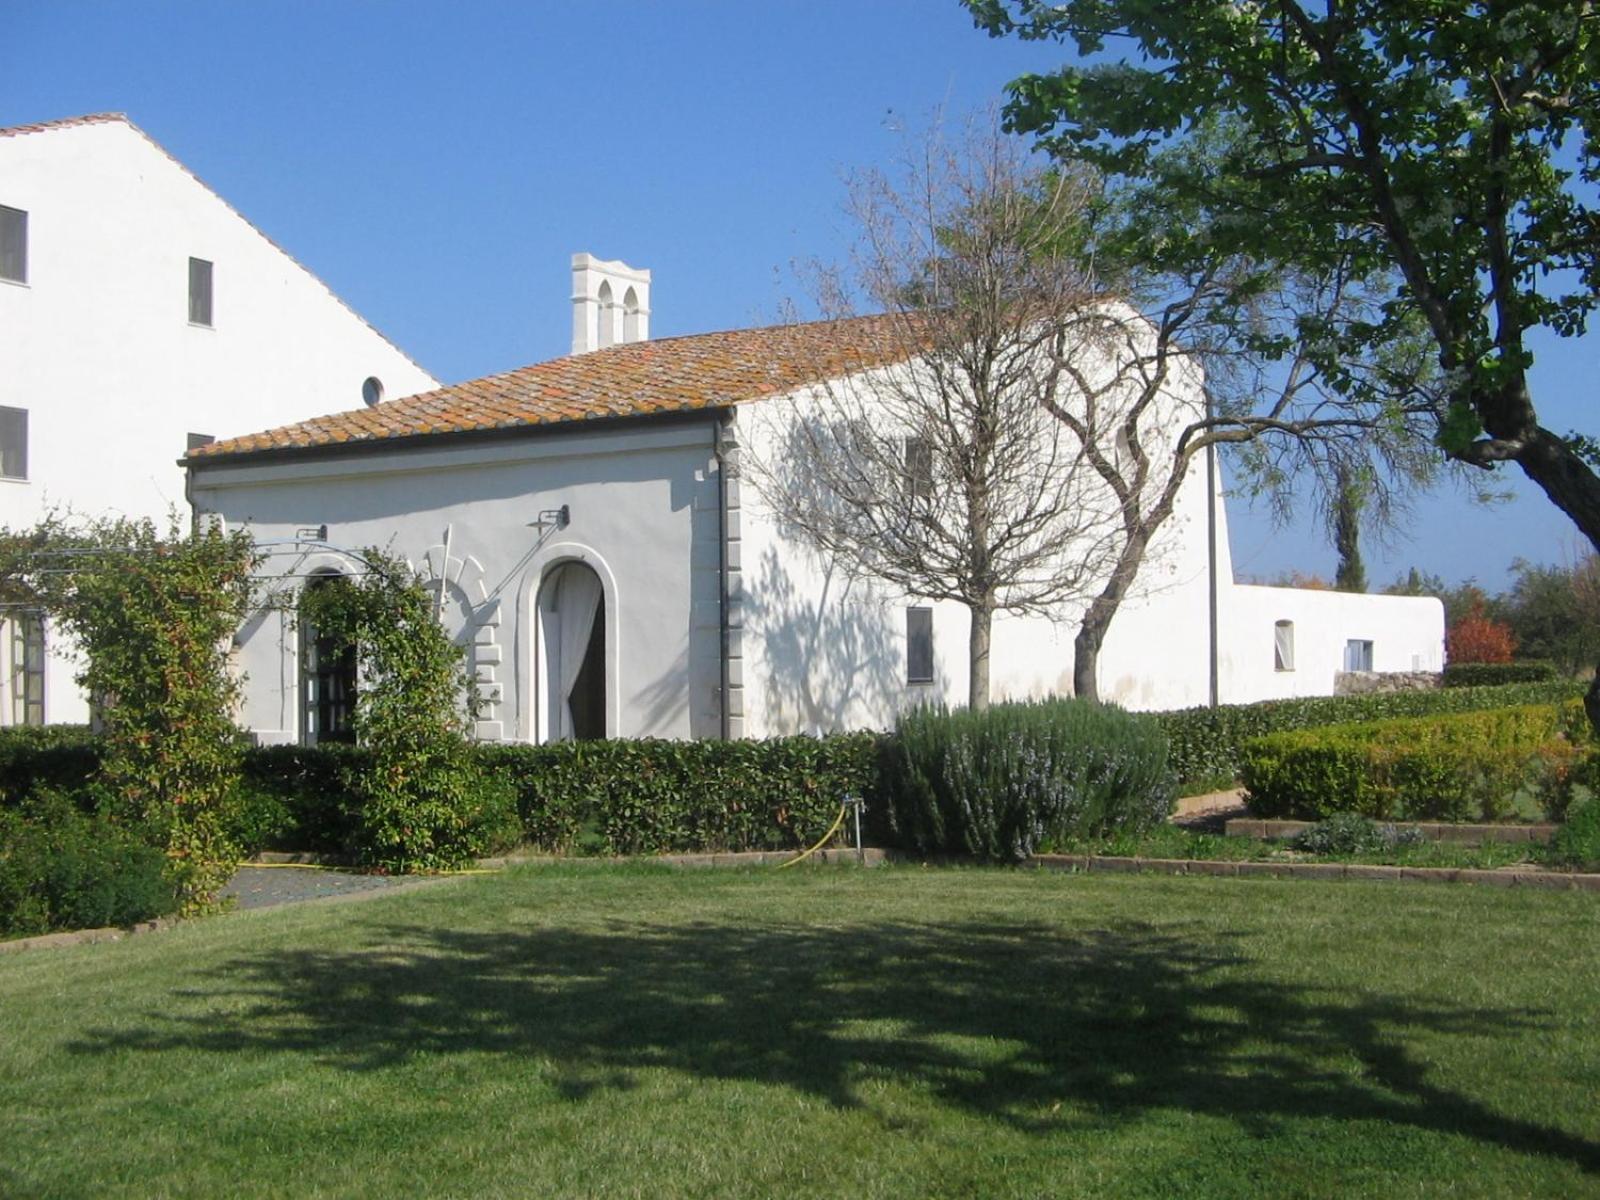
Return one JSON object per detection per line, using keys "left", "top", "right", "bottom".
{"left": 0, "top": 406, "right": 26, "bottom": 480}
{"left": 906, "top": 606, "right": 934, "bottom": 684}
{"left": 904, "top": 436, "right": 934, "bottom": 501}
{"left": 0, "top": 205, "right": 26, "bottom": 283}
{"left": 1273, "top": 620, "right": 1295, "bottom": 672}
{"left": 188, "top": 256, "right": 213, "bottom": 326}
{"left": 186, "top": 432, "right": 215, "bottom": 452}
{"left": 10, "top": 613, "right": 45, "bottom": 726}
{"left": 1344, "top": 639, "right": 1374, "bottom": 672}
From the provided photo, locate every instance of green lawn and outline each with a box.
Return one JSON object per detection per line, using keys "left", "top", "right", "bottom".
{"left": 2, "top": 865, "right": 1598, "bottom": 1199}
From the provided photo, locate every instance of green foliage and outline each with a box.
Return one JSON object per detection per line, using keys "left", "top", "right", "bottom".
{"left": 1240, "top": 703, "right": 1582, "bottom": 823}
{"left": 970, "top": 2, "right": 1600, "bottom": 432}
{"left": 231, "top": 744, "right": 364, "bottom": 855}
{"left": 1442, "top": 661, "right": 1557, "bottom": 688}
{"left": 480, "top": 734, "right": 877, "bottom": 856}
{"left": 0, "top": 517, "right": 256, "bottom": 914}
{"left": 1503, "top": 556, "right": 1600, "bottom": 676}
{"left": 878, "top": 698, "right": 1175, "bottom": 862}
{"left": 1291, "top": 814, "right": 1425, "bottom": 857}
{"left": 0, "top": 726, "right": 103, "bottom": 807}
{"left": 296, "top": 550, "right": 517, "bottom": 871}
{"left": 1330, "top": 467, "right": 1367, "bottom": 593}
{"left": 1155, "top": 680, "right": 1582, "bottom": 794}
{"left": 1547, "top": 799, "right": 1600, "bottom": 871}
{"left": 0, "top": 789, "right": 177, "bottom": 939}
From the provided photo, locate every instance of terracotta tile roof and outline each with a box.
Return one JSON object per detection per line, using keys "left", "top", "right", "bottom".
{"left": 187, "top": 315, "right": 921, "bottom": 462}
{"left": 0, "top": 112, "right": 130, "bottom": 139}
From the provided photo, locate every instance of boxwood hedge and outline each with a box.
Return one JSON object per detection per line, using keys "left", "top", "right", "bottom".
{"left": 1441, "top": 661, "right": 1559, "bottom": 688}
{"left": 1154, "top": 680, "right": 1583, "bottom": 794}
{"left": 1239, "top": 702, "right": 1582, "bottom": 822}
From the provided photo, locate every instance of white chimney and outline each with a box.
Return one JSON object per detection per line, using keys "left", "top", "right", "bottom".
{"left": 571, "top": 253, "right": 651, "bottom": 354}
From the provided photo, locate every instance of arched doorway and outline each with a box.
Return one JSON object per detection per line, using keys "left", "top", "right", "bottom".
{"left": 301, "top": 571, "right": 357, "bottom": 745}
{"left": 536, "top": 561, "right": 606, "bottom": 742}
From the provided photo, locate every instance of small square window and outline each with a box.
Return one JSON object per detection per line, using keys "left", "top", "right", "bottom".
{"left": 0, "top": 205, "right": 26, "bottom": 284}
{"left": 0, "top": 406, "right": 27, "bottom": 480}
{"left": 906, "top": 607, "right": 934, "bottom": 684}
{"left": 1344, "top": 639, "right": 1374, "bottom": 672}
{"left": 186, "top": 432, "right": 215, "bottom": 452}
{"left": 189, "top": 257, "right": 213, "bottom": 326}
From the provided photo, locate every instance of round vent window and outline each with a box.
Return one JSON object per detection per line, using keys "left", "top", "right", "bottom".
{"left": 362, "top": 376, "right": 384, "bottom": 407}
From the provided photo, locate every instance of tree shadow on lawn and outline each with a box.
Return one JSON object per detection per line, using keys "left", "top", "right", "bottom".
{"left": 71, "top": 917, "right": 1597, "bottom": 1172}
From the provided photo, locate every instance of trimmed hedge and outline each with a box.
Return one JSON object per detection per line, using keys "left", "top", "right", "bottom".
{"left": 1240, "top": 702, "right": 1582, "bottom": 822}
{"left": 480, "top": 734, "right": 877, "bottom": 856}
{"left": 232, "top": 744, "right": 364, "bottom": 856}
{"left": 0, "top": 730, "right": 878, "bottom": 860}
{"left": 0, "top": 790, "right": 177, "bottom": 938}
{"left": 877, "top": 699, "right": 1175, "bottom": 863}
{"left": 1442, "top": 661, "right": 1559, "bottom": 688}
{"left": 0, "top": 726, "right": 103, "bottom": 809}
{"left": 1155, "top": 680, "right": 1583, "bottom": 794}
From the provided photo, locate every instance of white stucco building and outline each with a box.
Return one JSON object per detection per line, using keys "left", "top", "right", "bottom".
{"left": 0, "top": 113, "right": 438, "bottom": 724}
{"left": 185, "top": 255, "right": 1443, "bottom": 746}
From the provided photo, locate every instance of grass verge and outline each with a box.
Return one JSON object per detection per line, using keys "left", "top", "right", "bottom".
{"left": 2, "top": 864, "right": 1598, "bottom": 1198}
{"left": 1059, "top": 824, "right": 1543, "bottom": 870}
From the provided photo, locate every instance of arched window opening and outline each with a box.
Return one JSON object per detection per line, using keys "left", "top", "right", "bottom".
{"left": 596, "top": 280, "right": 615, "bottom": 349}
{"left": 1273, "top": 619, "right": 1295, "bottom": 672}
{"left": 536, "top": 561, "right": 606, "bottom": 742}
{"left": 302, "top": 572, "right": 357, "bottom": 744}
{"left": 623, "top": 286, "right": 641, "bottom": 343}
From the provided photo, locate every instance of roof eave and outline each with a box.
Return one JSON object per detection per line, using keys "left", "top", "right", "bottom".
{"left": 181, "top": 405, "right": 734, "bottom": 471}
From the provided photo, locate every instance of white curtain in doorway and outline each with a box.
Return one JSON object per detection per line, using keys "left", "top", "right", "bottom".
{"left": 542, "top": 564, "right": 603, "bottom": 740}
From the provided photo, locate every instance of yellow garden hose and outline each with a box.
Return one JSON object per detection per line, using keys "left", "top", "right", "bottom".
{"left": 776, "top": 801, "right": 850, "bottom": 870}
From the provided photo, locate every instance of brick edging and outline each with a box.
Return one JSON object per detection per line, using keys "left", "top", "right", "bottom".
{"left": 1029, "top": 853, "right": 1600, "bottom": 890}
{"left": 1225, "top": 818, "right": 1558, "bottom": 844}
{"left": 0, "top": 917, "right": 177, "bottom": 956}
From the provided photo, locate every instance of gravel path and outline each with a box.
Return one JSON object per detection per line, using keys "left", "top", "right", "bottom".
{"left": 223, "top": 865, "right": 418, "bottom": 910}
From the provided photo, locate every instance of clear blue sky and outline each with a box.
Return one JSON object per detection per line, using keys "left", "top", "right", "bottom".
{"left": 6, "top": 1, "right": 1595, "bottom": 590}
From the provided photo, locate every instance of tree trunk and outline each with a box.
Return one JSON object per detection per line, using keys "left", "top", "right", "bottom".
{"left": 968, "top": 602, "right": 992, "bottom": 711}
{"left": 1516, "top": 430, "right": 1600, "bottom": 558}
{"left": 1515, "top": 430, "right": 1600, "bottom": 736}
{"left": 1072, "top": 622, "right": 1100, "bottom": 702}
{"left": 1072, "top": 526, "right": 1153, "bottom": 705}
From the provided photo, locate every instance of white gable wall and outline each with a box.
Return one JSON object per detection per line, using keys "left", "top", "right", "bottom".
{"left": 0, "top": 118, "right": 438, "bottom": 721}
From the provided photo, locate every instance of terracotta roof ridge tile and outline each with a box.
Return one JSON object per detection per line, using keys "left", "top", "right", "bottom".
{"left": 0, "top": 112, "right": 129, "bottom": 139}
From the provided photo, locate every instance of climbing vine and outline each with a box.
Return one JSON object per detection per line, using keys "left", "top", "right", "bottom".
{"left": 297, "top": 548, "right": 517, "bottom": 870}
{"left": 0, "top": 516, "right": 256, "bottom": 914}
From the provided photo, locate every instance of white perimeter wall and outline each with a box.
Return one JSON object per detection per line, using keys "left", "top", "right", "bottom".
{"left": 0, "top": 119, "right": 438, "bottom": 721}
{"left": 189, "top": 420, "right": 722, "bottom": 745}
{"left": 1218, "top": 583, "right": 1444, "bottom": 703}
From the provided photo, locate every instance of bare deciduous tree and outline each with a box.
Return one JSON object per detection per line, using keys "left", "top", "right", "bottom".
{"left": 747, "top": 123, "right": 1125, "bottom": 709}
{"left": 1040, "top": 255, "right": 1444, "bottom": 699}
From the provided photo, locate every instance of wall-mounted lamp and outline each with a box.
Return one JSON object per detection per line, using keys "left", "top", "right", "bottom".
{"left": 532, "top": 505, "right": 570, "bottom": 531}
{"left": 296, "top": 524, "right": 330, "bottom": 542}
